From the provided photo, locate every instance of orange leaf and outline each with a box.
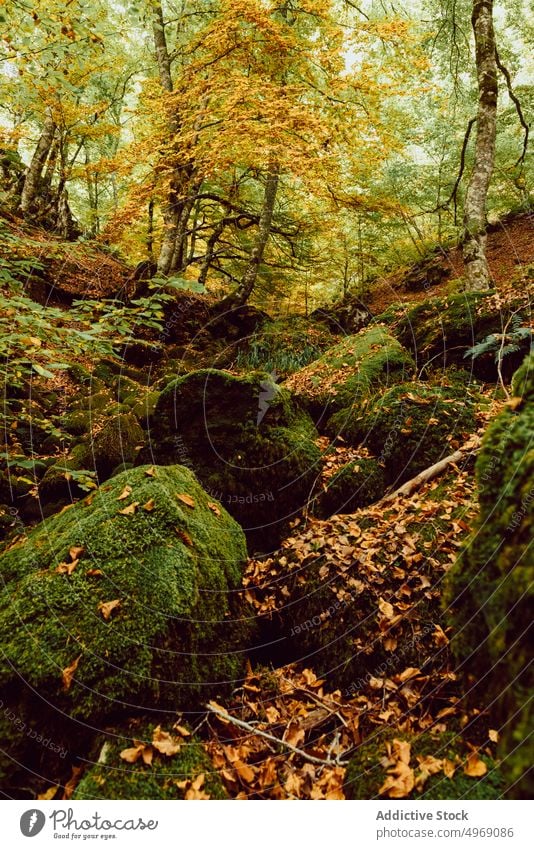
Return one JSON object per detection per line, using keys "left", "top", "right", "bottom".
{"left": 177, "top": 493, "right": 195, "bottom": 508}
{"left": 464, "top": 753, "right": 487, "bottom": 777}
{"left": 142, "top": 498, "right": 156, "bottom": 511}
{"left": 207, "top": 502, "right": 221, "bottom": 516}
{"left": 118, "top": 502, "right": 139, "bottom": 515}
{"left": 98, "top": 599, "right": 121, "bottom": 620}
{"left": 152, "top": 725, "right": 181, "bottom": 757}
{"left": 117, "top": 485, "right": 132, "bottom": 501}
{"left": 62, "top": 655, "right": 81, "bottom": 691}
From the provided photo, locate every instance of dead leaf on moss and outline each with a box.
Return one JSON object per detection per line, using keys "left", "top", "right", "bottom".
{"left": 118, "top": 501, "right": 139, "bottom": 515}
{"left": 98, "top": 599, "right": 121, "bottom": 620}
{"left": 152, "top": 725, "right": 182, "bottom": 757}
{"left": 177, "top": 493, "right": 195, "bottom": 508}
{"left": 62, "top": 655, "right": 81, "bottom": 691}
{"left": 464, "top": 752, "right": 487, "bottom": 777}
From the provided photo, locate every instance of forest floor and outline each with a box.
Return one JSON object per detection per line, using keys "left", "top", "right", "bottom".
{"left": 1, "top": 209, "right": 532, "bottom": 801}
{"left": 366, "top": 211, "right": 534, "bottom": 314}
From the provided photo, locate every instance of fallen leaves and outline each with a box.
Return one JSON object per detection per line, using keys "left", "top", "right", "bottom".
{"left": 119, "top": 724, "right": 188, "bottom": 768}
{"left": 207, "top": 502, "right": 221, "bottom": 516}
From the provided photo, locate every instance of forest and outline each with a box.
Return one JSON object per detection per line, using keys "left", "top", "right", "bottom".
{"left": 0, "top": 0, "right": 532, "bottom": 803}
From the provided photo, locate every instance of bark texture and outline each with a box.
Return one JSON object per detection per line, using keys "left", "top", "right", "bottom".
{"left": 20, "top": 110, "right": 57, "bottom": 218}
{"left": 462, "top": 0, "right": 498, "bottom": 292}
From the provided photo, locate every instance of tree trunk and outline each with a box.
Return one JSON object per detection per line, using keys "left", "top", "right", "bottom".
{"left": 462, "top": 0, "right": 498, "bottom": 292}
{"left": 221, "top": 162, "right": 280, "bottom": 307}
{"left": 20, "top": 110, "right": 56, "bottom": 218}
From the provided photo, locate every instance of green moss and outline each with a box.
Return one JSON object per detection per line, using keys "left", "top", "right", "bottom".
{"left": 0, "top": 465, "right": 252, "bottom": 786}
{"left": 74, "top": 722, "right": 227, "bottom": 800}
{"left": 284, "top": 326, "right": 415, "bottom": 419}
{"left": 444, "top": 353, "right": 534, "bottom": 797}
{"left": 328, "top": 382, "right": 477, "bottom": 485}
{"left": 345, "top": 730, "right": 503, "bottom": 800}
{"left": 314, "top": 457, "right": 385, "bottom": 518}
{"left": 392, "top": 291, "right": 531, "bottom": 378}
{"left": 76, "top": 412, "right": 145, "bottom": 480}
{"left": 145, "top": 369, "right": 321, "bottom": 547}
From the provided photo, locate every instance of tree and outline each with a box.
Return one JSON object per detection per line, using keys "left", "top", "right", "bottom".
{"left": 462, "top": 0, "right": 498, "bottom": 291}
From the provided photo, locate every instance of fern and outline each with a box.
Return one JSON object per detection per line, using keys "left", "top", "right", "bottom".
{"left": 464, "top": 318, "right": 533, "bottom": 368}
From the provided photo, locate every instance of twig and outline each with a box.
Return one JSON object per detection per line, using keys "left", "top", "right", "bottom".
{"left": 206, "top": 703, "right": 348, "bottom": 766}
{"left": 375, "top": 437, "right": 481, "bottom": 507}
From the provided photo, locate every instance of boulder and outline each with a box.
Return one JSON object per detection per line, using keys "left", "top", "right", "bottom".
{"left": 284, "top": 326, "right": 415, "bottom": 424}
{"left": 0, "top": 465, "right": 252, "bottom": 791}
{"left": 390, "top": 291, "right": 532, "bottom": 379}
{"left": 327, "top": 381, "right": 477, "bottom": 486}
{"left": 444, "top": 353, "right": 534, "bottom": 796}
{"left": 140, "top": 369, "right": 321, "bottom": 548}
{"left": 311, "top": 293, "right": 373, "bottom": 334}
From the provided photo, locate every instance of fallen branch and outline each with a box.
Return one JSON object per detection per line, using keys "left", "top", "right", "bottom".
{"left": 206, "top": 702, "right": 348, "bottom": 767}
{"left": 376, "top": 437, "right": 481, "bottom": 507}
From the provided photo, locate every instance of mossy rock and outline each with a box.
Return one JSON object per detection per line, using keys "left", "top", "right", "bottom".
{"left": 141, "top": 369, "right": 321, "bottom": 548}
{"left": 444, "top": 353, "right": 534, "bottom": 797}
{"left": 75, "top": 412, "right": 145, "bottom": 480}
{"left": 314, "top": 458, "right": 385, "bottom": 518}
{"left": 327, "top": 382, "right": 477, "bottom": 486}
{"left": 284, "top": 326, "right": 415, "bottom": 423}
{"left": 391, "top": 291, "right": 532, "bottom": 379}
{"left": 0, "top": 465, "right": 252, "bottom": 790}
{"left": 344, "top": 730, "right": 503, "bottom": 800}
{"left": 127, "top": 390, "right": 161, "bottom": 424}
{"left": 73, "top": 721, "right": 227, "bottom": 800}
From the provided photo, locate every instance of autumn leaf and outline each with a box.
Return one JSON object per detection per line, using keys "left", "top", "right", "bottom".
{"left": 176, "top": 528, "right": 193, "bottom": 546}
{"left": 207, "top": 502, "right": 221, "bottom": 516}
{"left": 38, "top": 785, "right": 58, "bottom": 800}
{"left": 69, "top": 546, "right": 85, "bottom": 560}
{"left": 98, "top": 599, "right": 121, "bottom": 620}
{"left": 177, "top": 493, "right": 195, "bottom": 508}
{"left": 379, "top": 759, "right": 414, "bottom": 799}
{"left": 152, "top": 725, "right": 182, "bottom": 757}
{"left": 172, "top": 722, "right": 191, "bottom": 737}
{"left": 56, "top": 559, "right": 79, "bottom": 575}
{"left": 86, "top": 568, "right": 103, "bottom": 577}
{"left": 117, "top": 485, "right": 132, "bottom": 501}
{"left": 489, "top": 729, "right": 499, "bottom": 743}
{"left": 145, "top": 466, "right": 157, "bottom": 477}
{"left": 464, "top": 752, "right": 487, "bottom": 777}
{"left": 120, "top": 741, "right": 152, "bottom": 764}
{"left": 118, "top": 501, "right": 139, "bottom": 515}
{"left": 62, "top": 654, "right": 81, "bottom": 691}
{"left": 378, "top": 597, "right": 394, "bottom": 619}
{"left": 142, "top": 498, "right": 156, "bottom": 511}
